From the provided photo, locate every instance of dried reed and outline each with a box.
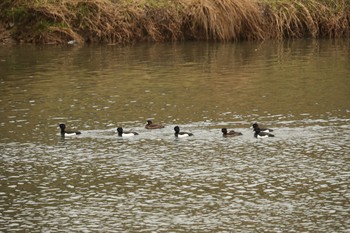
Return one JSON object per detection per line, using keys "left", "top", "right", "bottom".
{"left": 0, "top": 0, "right": 348, "bottom": 44}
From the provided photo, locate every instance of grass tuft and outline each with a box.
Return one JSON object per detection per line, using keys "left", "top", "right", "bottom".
{"left": 0, "top": 0, "right": 349, "bottom": 44}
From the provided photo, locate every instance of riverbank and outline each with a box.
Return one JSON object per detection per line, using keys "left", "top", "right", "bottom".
{"left": 0, "top": 0, "right": 349, "bottom": 45}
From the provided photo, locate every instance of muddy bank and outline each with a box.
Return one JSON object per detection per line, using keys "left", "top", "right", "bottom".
{"left": 0, "top": 0, "right": 349, "bottom": 45}
{"left": 0, "top": 23, "right": 15, "bottom": 45}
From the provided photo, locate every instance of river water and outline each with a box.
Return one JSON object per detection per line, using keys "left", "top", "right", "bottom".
{"left": 0, "top": 39, "right": 349, "bottom": 232}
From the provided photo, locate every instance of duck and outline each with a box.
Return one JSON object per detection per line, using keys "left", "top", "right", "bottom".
{"left": 145, "top": 120, "right": 165, "bottom": 129}
{"left": 59, "top": 123, "right": 81, "bottom": 136}
{"left": 254, "top": 127, "right": 275, "bottom": 138}
{"left": 174, "top": 126, "right": 193, "bottom": 138}
{"left": 221, "top": 128, "right": 242, "bottom": 137}
{"left": 117, "top": 127, "right": 139, "bottom": 137}
{"left": 252, "top": 123, "right": 273, "bottom": 132}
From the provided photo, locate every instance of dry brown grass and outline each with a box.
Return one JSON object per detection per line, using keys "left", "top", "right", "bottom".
{"left": 261, "top": 0, "right": 350, "bottom": 39}
{"left": 0, "top": 0, "right": 349, "bottom": 44}
{"left": 181, "top": 0, "right": 265, "bottom": 41}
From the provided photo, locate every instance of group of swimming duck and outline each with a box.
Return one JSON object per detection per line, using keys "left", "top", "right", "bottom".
{"left": 59, "top": 121, "right": 275, "bottom": 138}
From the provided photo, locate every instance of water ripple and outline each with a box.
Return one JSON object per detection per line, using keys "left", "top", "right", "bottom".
{"left": 1, "top": 122, "right": 349, "bottom": 232}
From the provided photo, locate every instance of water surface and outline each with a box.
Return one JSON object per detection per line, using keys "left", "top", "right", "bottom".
{"left": 0, "top": 39, "right": 349, "bottom": 232}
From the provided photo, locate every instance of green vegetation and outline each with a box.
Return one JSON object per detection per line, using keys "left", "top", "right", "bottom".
{"left": 0, "top": 0, "right": 349, "bottom": 44}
